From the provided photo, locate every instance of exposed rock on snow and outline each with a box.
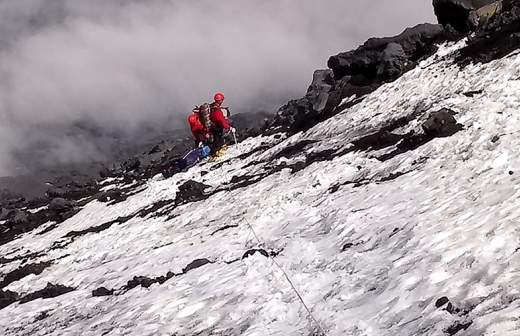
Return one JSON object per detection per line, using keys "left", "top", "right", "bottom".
{"left": 0, "top": 261, "right": 52, "bottom": 290}
{"left": 0, "top": 290, "right": 18, "bottom": 310}
{"left": 269, "top": 24, "right": 447, "bottom": 133}
{"left": 458, "top": 0, "right": 520, "bottom": 64}
{"left": 18, "top": 283, "right": 75, "bottom": 304}
{"left": 433, "top": 0, "right": 497, "bottom": 32}
{"left": 91, "top": 287, "right": 113, "bottom": 297}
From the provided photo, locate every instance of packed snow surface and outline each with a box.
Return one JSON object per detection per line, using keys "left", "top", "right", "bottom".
{"left": 2, "top": 41, "right": 520, "bottom": 335}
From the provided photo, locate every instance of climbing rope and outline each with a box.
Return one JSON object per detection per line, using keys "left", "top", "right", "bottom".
{"left": 226, "top": 183, "right": 327, "bottom": 336}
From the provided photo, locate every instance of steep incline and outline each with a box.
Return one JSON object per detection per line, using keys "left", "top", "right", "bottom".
{"left": 2, "top": 40, "right": 520, "bottom": 335}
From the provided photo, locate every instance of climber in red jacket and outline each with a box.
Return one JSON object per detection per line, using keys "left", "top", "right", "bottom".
{"left": 210, "top": 92, "right": 235, "bottom": 151}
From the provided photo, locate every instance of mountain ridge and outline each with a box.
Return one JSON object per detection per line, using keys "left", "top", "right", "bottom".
{"left": 2, "top": 1, "right": 520, "bottom": 335}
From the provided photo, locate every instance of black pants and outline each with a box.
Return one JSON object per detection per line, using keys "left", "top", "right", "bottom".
{"left": 210, "top": 127, "right": 226, "bottom": 153}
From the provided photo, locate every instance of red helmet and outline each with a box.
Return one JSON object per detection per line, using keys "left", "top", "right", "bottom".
{"left": 214, "top": 92, "right": 225, "bottom": 102}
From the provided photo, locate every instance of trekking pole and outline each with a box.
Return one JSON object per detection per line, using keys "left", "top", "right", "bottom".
{"left": 232, "top": 131, "right": 238, "bottom": 145}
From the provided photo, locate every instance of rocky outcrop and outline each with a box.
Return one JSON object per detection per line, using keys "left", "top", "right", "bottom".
{"left": 458, "top": 0, "right": 520, "bottom": 64}
{"left": 267, "top": 24, "right": 447, "bottom": 134}
{"left": 433, "top": 0, "right": 497, "bottom": 32}
{"left": 19, "top": 283, "right": 75, "bottom": 304}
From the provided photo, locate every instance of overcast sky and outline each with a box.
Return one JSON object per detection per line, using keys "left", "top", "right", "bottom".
{"left": 0, "top": 0, "right": 435, "bottom": 176}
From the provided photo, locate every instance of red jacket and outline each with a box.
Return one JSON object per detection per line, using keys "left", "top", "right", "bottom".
{"left": 188, "top": 113, "right": 209, "bottom": 141}
{"left": 210, "top": 103, "right": 230, "bottom": 130}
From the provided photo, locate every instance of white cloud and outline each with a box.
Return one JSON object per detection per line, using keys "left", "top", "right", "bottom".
{"left": 0, "top": 0, "right": 434, "bottom": 176}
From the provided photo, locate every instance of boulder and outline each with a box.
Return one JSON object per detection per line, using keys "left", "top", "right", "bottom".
{"left": 19, "top": 283, "right": 75, "bottom": 304}
{"left": 457, "top": 0, "right": 520, "bottom": 65}
{"left": 328, "top": 24, "right": 445, "bottom": 80}
{"left": 433, "top": 0, "right": 498, "bottom": 32}
{"left": 175, "top": 180, "right": 211, "bottom": 204}
{"left": 422, "top": 109, "right": 462, "bottom": 136}
{"left": 96, "top": 189, "right": 124, "bottom": 203}
{"left": 0, "top": 289, "right": 18, "bottom": 310}
{"left": 92, "top": 287, "right": 114, "bottom": 297}
{"left": 122, "top": 157, "right": 141, "bottom": 172}
{"left": 48, "top": 198, "right": 73, "bottom": 212}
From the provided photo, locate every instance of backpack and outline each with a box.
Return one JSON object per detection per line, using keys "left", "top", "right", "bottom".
{"left": 198, "top": 103, "right": 212, "bottom": 129}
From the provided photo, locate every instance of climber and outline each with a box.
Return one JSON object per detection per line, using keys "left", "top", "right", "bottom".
{"left": 187, "top": 105, "right": 211, "bottom": 147}
{"left": 209, "top": 92, "right": 235, "bottom": 154}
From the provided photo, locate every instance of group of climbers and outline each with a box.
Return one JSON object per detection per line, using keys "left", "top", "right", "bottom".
{"left": 188, "top": 92, "right": 236, "bottom": 157}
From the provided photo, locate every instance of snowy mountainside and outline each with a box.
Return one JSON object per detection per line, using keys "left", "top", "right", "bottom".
{"left": 2, "top": 41, "right": 520, "bottom": 335}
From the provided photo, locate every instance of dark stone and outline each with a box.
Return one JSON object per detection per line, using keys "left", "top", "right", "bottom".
{"left": 48, "top": 198, "right": 73, "bottom": 212}
{"left": 421, "top": 109, "right": 461, "bottom": 136}
{"left": 148, "top": 144, "right": 161, "bottom": 155}
{"left": 96, "top": 189, "right": 124, "bottom": 203}
{"left": 1, "top": 204, "right": 80, "bottom": 246}
{"left": 99, "top": 167, "right": 117, "bottom": 179}
{"left": 92, "top": 287, "right": 114, "bottom": 297}
{"left": 242, "top": 249, "right": 270, "bottom": 259}
{"left": 271, "top": 140, "right": 317, "bottom": 160}
{"left": 0, "top": 289, "right": 19, "bottom": 310}
{"left": 63, "top": 215, "right": 133, "bottom": 240}
{"left": 491, "top": 134, "right": 501, "bottom": 143}
{"left": 328, "top": 24, "right": 446, "bottom": 80}
{"left": 446, "top": 321, "right": 473, "bottom": 335}
{"left": 457, "top": 0, "right": 520, "bottom": 65}
{"left": 182, "top": 258, "right": 212, "bottom": 273}
{"left": 45, "top": 180, "right": 99, "bottom": 201}
{"left": 462, "top": 89, "right": 483, "bottom": 97}
{"left": 137, "top": 199, "right": 175, "bottom": 218}
{"left": 509, "top": 170, "right": 514, "bottom": 175}
{"left": 433, "top": 0, "right": 496, "bottom": 32}
{"left": 0, "top": 261, "right": 52, "bottom": 289}
{"left": 266, "top": 24, "right": 447, "bottom": 134}
{"left": 211, "top": 224, "right": 239, "bottom": 236}
{"left": 121, "top": 270, "right": 177, "bottom": 292}
{"left": 122, "top": 157, "right": 141, "bottom": 172}
{"left": 1, "top": 209, "right": 30, "bottom": 223}
{"left": 19, "top": 283, "right": 75, "bottom": 304}
{"left": 34, "top": 311, "right": 50, "bottom": 321}
{"left": 175, "top": 181, "right": 211, "bottom": 205}
{"left": 342, "top": 243, "right": 354, "bottom": 251}
{"left": 126, "top": 276, "right": 155, "bottom": 290}
{"left": 435, "top": 296, "right": 451, "bottom": 308}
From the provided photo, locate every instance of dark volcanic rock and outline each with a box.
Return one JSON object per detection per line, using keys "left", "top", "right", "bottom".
{"left": 0, "top": 261, "right": 52, "bottom": 289}
{"left": 242, "top": 249, "right": 269, "bottom": 259}
{"left": 48, "top": 198, "right": 73, "bottom": 212}
{"left": 122, "top": 157, "right": 141, "bottom": 172}
{"left": 0, "top": 204, "right": 81, "bottom": 246}
{"left": 175, "top": 180, "right": 211, "bottom": 204}
{"left": 446, "top": 321, "right": 473, "bottom": 335}
{"left": 433, "top": 0, "right": 496, "bottom": 32}
{"left": 268, "top": 24, "right": 447, "bottom": 134}
{"left": 92, "top": 287, "right": 114, "bottom": 297}
{"left": 123, "top": 271, "right": 175, "bottom": 291}
{"left": 422, "top": 108, "right": 461, "bottom": 136}
{"left": 458, "top": 0, "right": 520, "bottom": 65}
{"left": 96, "top": 189, "right": 124, "bottom": 203}
{"left": 126, "top": 276, "right": 155, "bottom": 290}
{"left": 0, "top": 289, "right": 18, "bottom": 310}
{"left": 0, "top": 189, "right": 23, "bottom": 205}
{"left": 182, "top": 258, "right": 212, "bottom": 273}
{"left": 328, "top": 24, "right": 445, "bottom": 81}
{"left": 19, "top": 283, "right": 75, "bottom": 304}
{"left": 46, "top": 180, "right": 99, "bottom": 201}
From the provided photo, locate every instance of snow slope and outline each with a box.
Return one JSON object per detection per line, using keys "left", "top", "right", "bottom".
{"left": 2, "top": 40, "right": 520, "bottom": 335}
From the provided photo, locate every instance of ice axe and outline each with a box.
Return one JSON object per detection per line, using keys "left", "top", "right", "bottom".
{"left": 231, "top": 128, "right": 238, "bottom": 145}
